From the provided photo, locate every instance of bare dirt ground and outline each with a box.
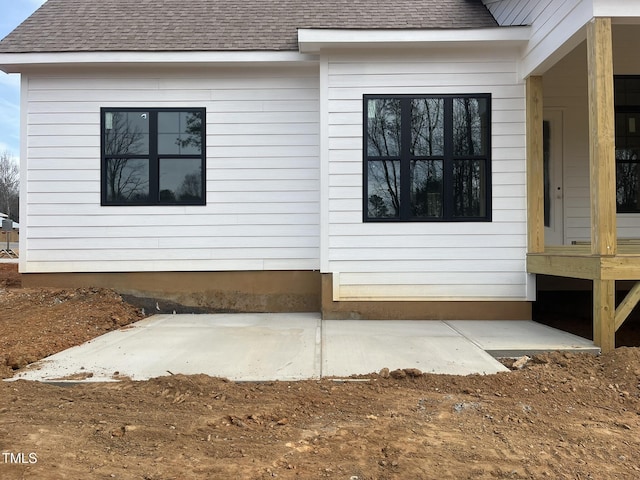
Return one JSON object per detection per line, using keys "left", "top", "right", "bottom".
{"left": 2, "top": 263, "right": 640, "bottom": 479}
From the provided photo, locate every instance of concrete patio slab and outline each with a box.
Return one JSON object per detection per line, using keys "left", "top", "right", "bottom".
{"left": 445, "top": 320, "right": 601, "bottom": 357}
{"left": 322, "top": 320, "right": 508, "bottom": 376}
{"left": 13, "top": 313, "right": 322, "bottom": 383}
{"left": 9, "top": 315, "right": 599, "bottom": 383}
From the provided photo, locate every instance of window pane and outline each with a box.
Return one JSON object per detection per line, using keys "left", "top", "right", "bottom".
{"left": 158, "top": 112, "right": 180, "bottom": 133}
{"left": 104, "top": 111, "right": 149, "bottom": 155}
{"left": 159, "top": 158, "right": 203, "bottom": 203}
{"left": 615, "top": 77, "right": 640, "bottom": 106}
{"left": 367, "top": 160, "right": 400, "bottom": 218}
{"left": 452, "top": 98, "right": 488, "bottom": 156}
{"left": 616, "top": 150, "right": 640, "bottom": 212}
{"left": 411, "top": 99, "right": 444, "bottom": 156}
{"left": 615, "top": 78, "right": 625, "bottom": 106}
{"left": 367, "top": 99, "right": 401, "bottom": 157}
{"left": 616, "top": 113, "right": 640, "bottom": 148}
{"left": 158, "top": 111, "right": 203, "bottom": 155}
{"left": 616, "top": 112, "right": 627, "bottom": 138}
{"left": 453, "top": 159, "right": 486, "bottom": 217}
{"left": 411, "top": 160, "right": 443, "bottom": 217}
{"left": 105, "top": 158, "right": 149, "bottom": 203}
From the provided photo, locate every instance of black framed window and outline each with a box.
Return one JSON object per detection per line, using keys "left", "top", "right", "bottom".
{"left": 615, "top": 77, "right": 640, "bottom": 213}
{"left": 364, "top": 95, "right": 491, "bottom": 222}
{"left": 101, "top": 108, "right": 206, "bottom": 206}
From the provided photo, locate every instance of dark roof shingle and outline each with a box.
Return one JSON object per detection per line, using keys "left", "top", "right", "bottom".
{"left": 0, "top": 0, "right": 498, "bottom": 53}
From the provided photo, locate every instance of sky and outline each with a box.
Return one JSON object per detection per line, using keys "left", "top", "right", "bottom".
{"left": 0, "top": 0, "right": 47, "bottom": 160}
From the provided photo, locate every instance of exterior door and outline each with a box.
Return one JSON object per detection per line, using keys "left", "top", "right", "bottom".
{"left": 543, "top": 110, "right": 564, "bottom": 245}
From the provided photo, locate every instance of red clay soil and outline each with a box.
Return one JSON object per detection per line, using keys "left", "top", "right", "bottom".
{"left": 2, "top": 263, "right": 640, "bottom": 479}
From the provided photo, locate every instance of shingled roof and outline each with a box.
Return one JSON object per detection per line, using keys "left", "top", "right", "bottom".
{"left": 0, "top": 0, "right": 498, "bottom": 53}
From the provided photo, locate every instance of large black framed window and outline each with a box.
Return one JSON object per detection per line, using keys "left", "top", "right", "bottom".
{"left": 615, "top": 77, "right": 640, "bottom": 213}
{"left": 101, "top": 107, "right": 206, "bottom": 206}
{"left": 364, "top": 94, "right": 491, "bottom": 222}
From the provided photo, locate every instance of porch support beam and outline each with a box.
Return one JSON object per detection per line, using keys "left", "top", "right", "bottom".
{"left": 614, "top": 281, "right": 640, "bottom": 331}
{"left": 527, "top": 250, "right": 640, "bottom": 281}
{"left": 527, "top": 253, "right": 600, "bottom": 280}
{"left": 587, "top": 17, "right": 617, "bottom": 257}
{"left": 593, "top": 279, "right": 615, "bottom": 353}
{"left": 526, "top": 75, "right": 544, "bottom": 254}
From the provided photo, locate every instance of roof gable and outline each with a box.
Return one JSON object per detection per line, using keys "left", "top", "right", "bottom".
{"left": 0, "top": 0, "right": 498, "bottom": 53}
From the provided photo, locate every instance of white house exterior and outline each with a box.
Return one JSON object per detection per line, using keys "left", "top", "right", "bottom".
{"left": 3, "top": 0, "right": 640, "bottom": 343}
{"left": 317, "top": 45, "right": 529, "bottom": 303}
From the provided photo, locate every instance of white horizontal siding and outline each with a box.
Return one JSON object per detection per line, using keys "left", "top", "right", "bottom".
{"left": 23, "top": 66, "right": 320, "bottom": 272}
{"left": 329, "top": 259, "right": 525, "bottom": 273}
{"left": 324, "top": 49, "right": 528, "bottom": 301}
{"left": 24, "top": 259, "right": 319, "bottom": 273}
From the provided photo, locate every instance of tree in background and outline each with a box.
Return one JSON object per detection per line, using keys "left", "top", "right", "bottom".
{"left": 0, "top": 151, "right": 19, "bottom": 222}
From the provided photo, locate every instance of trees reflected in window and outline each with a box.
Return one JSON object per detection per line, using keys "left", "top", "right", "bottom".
{"left": 367, "top": 99, "right": 401, "bottom": 157}
{"left": 102, "top": 108, "right": 205, "bottom": 206}
{"left": 104, "top": 111, "right": 149, "bottom": 156}
{"left": 411, "top": 98, "right": 444, "bottom": 156}
{"left": 453, "top": 98, "right": 487, "bottom": 157}
{"left": 364, "top": 95, "right": 490, "bottom": 222}
{"left": 616, "top": 149, "right": 640, "bottom": 212}
{"left": 159, "top": 159, "right": 203, "bottom": 203}
{"left": 614, "top": 77, "right": 640, "bottom": 212}
{"left": 158, "top": 111, "right": 202, "bottom": 155}
{"left": 105, "top": 158, "right": 149, "bottom": 203}
{"left": 411, "top": 160, "right": 443, "bottom": 218}
{"left": 367, "top": 160, "right": 400, "bottom": 218}
{"left": 453, "top": 159, "right": 486, "bottom": 218}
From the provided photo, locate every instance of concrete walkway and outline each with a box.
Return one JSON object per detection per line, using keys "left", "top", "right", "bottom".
{"left": 11, "top": 314, "right": 600, "bottom": 383}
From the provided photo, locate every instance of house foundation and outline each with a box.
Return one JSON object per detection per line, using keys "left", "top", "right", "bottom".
{"left": 21, "top": 271, "right": 532, "bottom": 320}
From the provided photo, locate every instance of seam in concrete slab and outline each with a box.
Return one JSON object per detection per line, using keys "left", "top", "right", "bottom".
{"left": 443, "top": 321, "right": 485, "bottom": 350}
{"left": 315, "top": 318, "right": 322, "bottom": 379}
{"left": 320, "top": 318, "right": 327, "bottom": 378}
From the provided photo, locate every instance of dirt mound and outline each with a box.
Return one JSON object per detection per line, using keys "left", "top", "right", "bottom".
{"left": 0, "top": 271, "right": 144, "bottom": 378}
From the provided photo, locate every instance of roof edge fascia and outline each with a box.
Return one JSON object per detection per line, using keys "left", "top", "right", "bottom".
{"left": 298, "top": 27, "right": 532, "bottom": 53}
{"left": 0, "top": 50, "right": 319, "bottom": 73}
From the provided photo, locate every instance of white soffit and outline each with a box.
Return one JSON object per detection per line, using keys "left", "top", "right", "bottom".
{"left": 297, "top": 27, "right": 531, "bottom": 53}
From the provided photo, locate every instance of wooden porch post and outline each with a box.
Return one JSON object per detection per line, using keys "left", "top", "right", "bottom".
{"left": 587, "top": 17, "right": 616, "bottom": 352}
{"left": 526, "top": 75, "right": 544, "bottom": 254}
{"left": 594, "top": 279, "right": 615, "bottom": 352}
{"left": 587, "top": 17, "right": 616, "bottom": 257}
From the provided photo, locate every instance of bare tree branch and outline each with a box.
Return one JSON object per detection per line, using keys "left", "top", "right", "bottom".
{"left": 0, "top": 151, "right": 19, "bottom": 221}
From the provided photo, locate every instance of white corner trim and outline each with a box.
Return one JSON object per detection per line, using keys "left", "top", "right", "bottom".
{"left": 18, "top": 74, "right": 27, "bottom": 273}
{"left": 0, "top": 51, "right": 319, "bottom": 73}
{"left": 332, "top": 272, "right": 340, "bottom": 302}
{"left": 298, "top": 27, "right": 531, "bottom": 53}
{"left": 319, "top": 54, "right": 331, "bottom": 274}
{"left": 526, "top": 273, "right": 537, "bottom": 302}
